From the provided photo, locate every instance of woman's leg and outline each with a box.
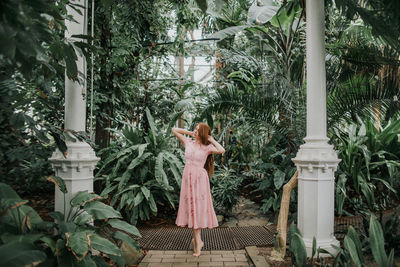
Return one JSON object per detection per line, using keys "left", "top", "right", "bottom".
{"left": 192, "top": 228, "right": 204, "bottom": 256}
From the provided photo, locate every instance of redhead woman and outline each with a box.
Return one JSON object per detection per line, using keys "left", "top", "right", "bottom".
{"left": 172, "top": 123, "right": 225, "bottom": 257}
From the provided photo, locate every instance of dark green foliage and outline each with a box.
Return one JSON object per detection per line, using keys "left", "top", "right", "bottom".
{"left": 332, "top": 117, "right": 400, "bottom": 214}
{"left": 95, "top": 109, "right": 184, "bottom": 225}
{"left": 210, "top": 165, "right": 243, "bottom": 215}
{"left": 0, "top": 182, "right": 141, "bottom": 266}
{"left": 289, "top": 215, "right": 398, "bottom": 266}
{"left": 333, "top": 0, "right": 400, "bottom": 53}
{"left": 0, "top": 0, "right": 91, "bottom": 192}
{"left": 244, "top": 133, "right": 297, "bottom": 214}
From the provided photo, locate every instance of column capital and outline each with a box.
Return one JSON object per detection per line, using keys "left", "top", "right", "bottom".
{"left": 292, "top": 139, "right": 340, "bottom": 180}
{"left": 49, "top": 141, "right": 100, "bottom": 179}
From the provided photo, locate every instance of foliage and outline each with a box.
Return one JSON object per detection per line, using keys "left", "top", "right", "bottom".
{"left": 210, "top": 165, "right": 243, "bottom": 215}
{"left": 0, "top": 182, "right": 141, "bottom": 267}
{"left": 333, "top": 0, "right": 400, "bottom": 54}
{"left": 0, "top": 0, "right": 92, "bottom": 192}
{"left": 95, "top": 108, "right": 184, "bottom": 225}
{"left": 244, "top": 133, "right": 297, "bottom": 214}
{"left": 288, "top": 214, "right": 398, "bottom": 267}
{"left": 333, "top": 117, "right": 400, "bottom": 215}
{"left": 380, "top": 207, "right": 400, "bottom": 254}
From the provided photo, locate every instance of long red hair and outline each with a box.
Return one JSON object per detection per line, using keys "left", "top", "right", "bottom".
{"left": 196, "top": 123, "right": 214, "bottom": 177}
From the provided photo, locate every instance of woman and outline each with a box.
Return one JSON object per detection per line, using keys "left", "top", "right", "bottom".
{"left": 172, "top": 123, "right": 225, "bottom": 257}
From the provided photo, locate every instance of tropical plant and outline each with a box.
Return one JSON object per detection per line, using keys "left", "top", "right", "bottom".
{"left": 95, "top": 108, "right": 184, "bottom": 225}
{"left": 380, "top": 206, "right": 400, "bottom": 255}
{"left": 0, "top": 181, "right": 141, "bottom": 267}
{"left": 244, "top": 133, "right": 297, "bottom": 214}
{"left": 210, "top": 165, "right": 243, "bottom": 215}
{"left": 0, "top": 0, "right": 93, "bottom": 193}
{"left": 333, "top": 117, "right": 400, "bottom": 215}
{"left": 288, "top": 215, "right": 397, "bottom": 267}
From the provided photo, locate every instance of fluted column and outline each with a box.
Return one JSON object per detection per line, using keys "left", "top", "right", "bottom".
{"left": 49, "top": 0, "right": 99, "bottom": 219}
{"left": 292, "top": 0, "right": 340, "bottom": 256}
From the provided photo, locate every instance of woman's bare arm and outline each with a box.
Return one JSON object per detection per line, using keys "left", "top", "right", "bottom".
{"left": 208, "top": 136, "right": 225, "bottom": 154}
{"left": 172, "top": 127, "right": 194, "bottom": 145}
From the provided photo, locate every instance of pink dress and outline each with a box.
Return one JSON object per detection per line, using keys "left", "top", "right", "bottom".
{"left": 175, "top": 137, "right": 219, "bottom": 229}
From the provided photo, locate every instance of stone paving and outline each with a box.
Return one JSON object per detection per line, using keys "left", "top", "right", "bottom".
{"left": 138, "top": 249, "right": 255, "bottom": 267}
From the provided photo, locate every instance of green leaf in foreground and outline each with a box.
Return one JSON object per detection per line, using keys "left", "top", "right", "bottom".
{"left": 90, "top": 234, "right": 121, "bottom": 256}
{"left": 113, "top": 231, "right": 140, "bottom": 251}
{"left": 0, "top": 241, "right": 47, "bottom": 267}
{"left": 83, "top": 201, "right": 122, "bottom": 220}
{"left": 108, "top": 219, "right": 142, "bottom": 237}
{"left": 369, "top": 215, "right": 388, "bottom": 266}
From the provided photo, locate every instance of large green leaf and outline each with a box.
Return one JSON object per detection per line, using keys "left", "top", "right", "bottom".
{"left": 134, "top": 192, "right": 144, "bottom": 207}
{"left": 100, "top": 184, "right": 118, "bottom": 197}
{"left": 114, "top": 184, "right": 140, "bottom": 197}
{"left": 210, "top": 25, "right": 251, "bottom": 41}
{"left": 63, "top": 43, "right": 78, "bottom": 79}
{"left": 344, "top": 236, "right": 362, "bottom": 267}
{"left": 66, "top": 232, "right": 89, "bottom": 259}
{"left": 148, "top": 194, "right": 157, "bottom": 213}
{"left": 290, "top": 233, "right": 307, "bottom": 267}
{"left": 75, "top": 255, "right": 96, "bottom": 267}
{"left": 347, "top": 226, "right": 364, "bottom": 263}
{"left": 90, "top": 234, "right": 121, "bottom": 256}
{"left": 47, "top": 176, "right": 67, "bottom": 193}
{"left": 155, "top": 152, "right": 168, "bottom": 186}
{"left": 118, "top": 170, "right": 132, "bottom": 191}
{"left": 56, "top": 239, "right": 74, "bottom": 267}
{"left": 0, "top": 198, "right": 28, "bottom": 212}
{"left": 1, "top": 233, "right": 43, "bottom": 244}
{"left": 369, "top": 215, "right": 388, "bottom": 266}
{"left": 248, "top": 0, "right": 279, "bottom": 25}
{"left": 145, "top": 107, "right": 157, "bottom": 144}
{"left": 7, "top": 204, "right": 43, "bottom": 229}
{"left": 0, "top": 241, "right": 47, "bottom": 267}
{"left": 73, "top": 212, "right": 93, "bottom": 225}
{"left": 141, "top": 186, "right": 150, "bottom": 200}
{"left": 164, "top": 151, "right": 184, "bottom": 171}
{"left": 108, "top": 219, "right": 141, "bottom": 237}
{"left": 273, "top": 169, "right": 285, "bottom": 189}
{"left": 83, "top": 201, "right": 122, "bottom": 220}
{"left": 91, "top": 256, "right": 110, "bottom": 267}
{"left": 70, "top": 191, "right": 103, "bottom": 207}
{"left": 127, "top": 152, "right": 152, "bottom": 170}
{"left": 0, "top": 183, "right": 21, "bottom": 199}
{"left": 113, "top": 231, "right": 140, "bottom": 251}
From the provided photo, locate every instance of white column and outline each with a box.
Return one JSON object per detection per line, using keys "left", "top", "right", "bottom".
{"left": 292, "top": 0, "right": 340, "bottom": 256}
{"left": 49, "top": 0, "right": 99, "bottom": 219}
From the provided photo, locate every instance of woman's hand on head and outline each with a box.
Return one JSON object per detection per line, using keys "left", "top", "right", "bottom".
{"left": 208, "top": 135, "right": 214, "bottom": 142}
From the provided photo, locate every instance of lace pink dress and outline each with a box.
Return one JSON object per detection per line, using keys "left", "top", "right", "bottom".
{"left": 175, "top": 137, "right": 219, "bottom": 229}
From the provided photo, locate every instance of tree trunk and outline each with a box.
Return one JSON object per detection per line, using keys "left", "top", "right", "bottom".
{"left": 270, "top": 171, "right": 298, "bottom": 260}
{"left": 94, "top": 4, "right": 113, "bottom": 194}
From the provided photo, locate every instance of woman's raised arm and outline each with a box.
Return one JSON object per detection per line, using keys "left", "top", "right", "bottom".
{"left": 172, "top": 127, "right": 193, "bottom": 145}
{"left": 207, "top": 136, "right": 225, "bottom": 154}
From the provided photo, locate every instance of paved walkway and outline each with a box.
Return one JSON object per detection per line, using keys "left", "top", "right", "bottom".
{"left": 138, "top": 249, "right": 254, "bottom": 267}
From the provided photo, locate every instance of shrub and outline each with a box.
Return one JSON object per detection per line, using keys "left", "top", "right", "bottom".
{"left": 95, "top": 108, "right": 184, "bottom": 225}
{"left": 333, "top": 117, "right": 400, "bottom": 215}
{"left": 210, "top": 165, "right": 243, "bottom": 215}
{"left": 0, "top": 181, "right": 141, "bottom": 266}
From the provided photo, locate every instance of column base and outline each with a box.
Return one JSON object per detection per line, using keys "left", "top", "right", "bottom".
{"left": 292, "top": 137, "right": 341, "bottom": 258}
{"left": 303, "top": 237, "right": 340, "bottom": 257}
{"left": 49, "top": 140, "right": 99, "bottom": 218}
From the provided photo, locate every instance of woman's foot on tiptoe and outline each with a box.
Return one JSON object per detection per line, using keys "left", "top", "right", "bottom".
{"left": 193, "top": 240, "right": 204, "bottom": 257}
{"left": 191, "top": 238, "right": 196, "bottom": 252}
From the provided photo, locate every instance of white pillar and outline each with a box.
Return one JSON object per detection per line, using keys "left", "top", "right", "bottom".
{"left": 49, "top": 0, "right": 99, "bottom": 219}
{"left": 292, "top": 0, "right": 340, "bottom": 256}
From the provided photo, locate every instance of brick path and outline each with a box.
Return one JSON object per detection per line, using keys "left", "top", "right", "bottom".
{"left": 138, "top": 249, "right": 254, "bottom": 267}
